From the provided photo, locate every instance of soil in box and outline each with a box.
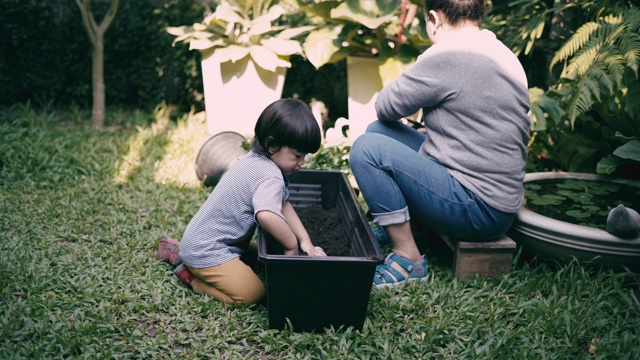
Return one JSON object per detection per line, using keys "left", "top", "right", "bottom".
{"left": 258, "top": 170, "right": 384, "bottom": 332}
{"left": 294, "top": 205, "right": 350, "bottom": 256}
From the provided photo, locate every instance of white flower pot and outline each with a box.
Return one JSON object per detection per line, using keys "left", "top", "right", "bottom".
{"left": 201, "top": 52, "right": 287, "bottom": 137}
{"left": 346, "top": 56, "right": 383, "bottom": 142}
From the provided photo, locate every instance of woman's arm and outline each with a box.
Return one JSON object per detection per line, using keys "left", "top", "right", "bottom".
{"left": 376, "top": 54, "right": 456, "bottom": 121}
{"left": 281, "top": 202, "right": 326, "bottom": 256}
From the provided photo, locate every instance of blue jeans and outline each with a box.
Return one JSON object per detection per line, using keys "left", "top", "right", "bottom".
{"left": 350, "top": 120, "right": 515, "bottom": 241}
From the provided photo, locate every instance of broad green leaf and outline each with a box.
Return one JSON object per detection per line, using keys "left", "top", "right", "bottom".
{"left": 165, "top": 26, "right": 187, "bottom": 36}
{"left": 215, "top": 44, "right": 250, "bottom": 63}
{"left": 214, "top": 3, "right": 247, "bottom": 25}
{"left": 596, "top": 154, "right": 627, "bottom": 174}
{"left": 406, "top": 24, "right": 431, "bottom": 47}
{"left": 189, "top": 30, "right": 219, "bottom": 40}
{"left": 379, "top": 56, "right": 414, "bottom": 86}
{"left": 345, "top": 0, "right": 397, "bottom": 18}
{"left": 613, "top": 131, "right": 635, "bottom": 141}
{"left": 300, "top": 1, "right": 341, "bottom": 20}
{"left": 276, "top": 26, "right": 316, "bottom": 40}
{"left": 253, "top": 4, "right": 286, "bottom": 24}
{"left": 529, "top": 87, "right": 564, "bottom": 130}
{"left": 261, "top": 38, "right": 302, "bottom": 56}
{"left": 529, "top": 106, "right": 547, "bottom": 131}
{"left": 538, "top": 94, "right": 564, "bottom": 124}
{"left": 249, "top": 45, "right": 291, "bottom": 72}
{"left": 331, "top": 1, "right": 397, "bottom": 29}
{"left": 612, "top": 139, "right": 640, "bottom": 161}
{"left": 303, "top": 25, "right": 344, "bottom": 69}
{"left": 529, "top": 87, "right": 548, "bottom": 131}
{"left": 193, "top": 22, "right": 208, "bottom": 31}
{"left": 189, "top": 38, "right": 226, "bottom": 51}
{"left": 205, "top": 17, "right": 229, "bottom": 31}
{"left": 247, "top": 21, "right": 272, "bottom": 37}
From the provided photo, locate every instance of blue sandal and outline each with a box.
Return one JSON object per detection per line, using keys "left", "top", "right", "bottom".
{"left": 373, "top": 253, "right": 428, "bottom": 288}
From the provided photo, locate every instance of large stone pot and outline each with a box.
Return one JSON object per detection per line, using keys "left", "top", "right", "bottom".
{"left": 508, "top": 172, "right": 640, "bottom": 272}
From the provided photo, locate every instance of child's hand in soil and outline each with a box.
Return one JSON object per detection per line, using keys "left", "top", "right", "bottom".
{"left": 302, "top": 245, "right": 326, "bottom": 256}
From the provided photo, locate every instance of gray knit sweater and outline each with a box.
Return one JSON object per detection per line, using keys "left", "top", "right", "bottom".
{"left": 375, "top": 29, "right": 531, "bottom": 213}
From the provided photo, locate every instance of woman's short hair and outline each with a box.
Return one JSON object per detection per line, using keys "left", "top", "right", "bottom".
{"left": 424, "top": 0, "right": 485, "bottom": 26}
{"left": 251, "top": 98, "right": 322, "bottom": 156}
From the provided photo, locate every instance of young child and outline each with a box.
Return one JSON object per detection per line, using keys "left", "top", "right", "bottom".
{"left": 157, "top": 98, "right": 326, "bottom": 305}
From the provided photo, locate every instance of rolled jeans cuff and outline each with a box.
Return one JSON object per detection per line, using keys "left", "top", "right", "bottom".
{"left": 372, "top": 207, "right": 410, "bottom": 227}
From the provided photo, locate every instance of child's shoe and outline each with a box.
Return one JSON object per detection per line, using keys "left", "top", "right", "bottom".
{"left": 174, "top": 264, "right": 195, "bottom": 288}
{"left": 157, "top": 236, "right": 182, "bottom": 265}
{"left": 373, "top": 253, "right": 428, "bottom": 288}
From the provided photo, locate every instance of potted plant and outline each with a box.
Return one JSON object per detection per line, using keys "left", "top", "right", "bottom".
{"left": 167, "top": 0, "right": 314, "bottom": 137}
{"left": 299, "top": 0, "right": 430, "bottom": 140}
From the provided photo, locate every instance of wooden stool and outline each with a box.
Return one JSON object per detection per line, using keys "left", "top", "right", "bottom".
{"left": 439, "top": 234, "right": 517, "bottom": 279}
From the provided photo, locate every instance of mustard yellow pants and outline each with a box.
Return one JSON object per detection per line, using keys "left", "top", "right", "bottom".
{"left": 187, "top": 258, "right": 265, "bottom": 305}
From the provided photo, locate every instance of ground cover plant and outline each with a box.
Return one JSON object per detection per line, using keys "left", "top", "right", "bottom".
{"left": 1, "top": 105, "right": 639, "bottom": 359}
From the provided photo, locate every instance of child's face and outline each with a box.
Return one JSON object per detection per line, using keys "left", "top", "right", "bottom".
{"left": 269, "top": 146, "right": 307, "bottom": 175}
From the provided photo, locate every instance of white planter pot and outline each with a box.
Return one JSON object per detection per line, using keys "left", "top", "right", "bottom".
{"left": 346, "top": 56, "right": 383, "bottom": 142}
{"left": 201, "top": 52, "right": 287, "bottom": 137}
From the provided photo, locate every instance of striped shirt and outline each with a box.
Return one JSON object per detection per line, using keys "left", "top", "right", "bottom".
{"left": 179, "top": 150, "right": 289, "bottom": 268}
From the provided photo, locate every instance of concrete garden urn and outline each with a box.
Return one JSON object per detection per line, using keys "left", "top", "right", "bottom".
{"left": 508, "top": 172, "right": 640, "bottom": 272}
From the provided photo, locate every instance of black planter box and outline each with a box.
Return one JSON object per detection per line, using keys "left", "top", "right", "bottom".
{"left": 258, "top": 170, "right": 384, "bottom": 332}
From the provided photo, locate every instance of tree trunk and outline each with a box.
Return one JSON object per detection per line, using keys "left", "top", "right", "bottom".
{"left": 92, "top": 40, "right": 105, "bottom": 129}
{"left": 75, "top": 0, "right": 119, "bottom": 129}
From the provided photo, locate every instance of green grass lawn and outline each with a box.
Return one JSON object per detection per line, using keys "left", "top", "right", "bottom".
{"left": 1, "top": 104, "right": 639, "bottom": 359}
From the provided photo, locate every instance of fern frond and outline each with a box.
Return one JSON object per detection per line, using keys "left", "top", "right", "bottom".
{"left": 562, "top": 41, "right": 601, "bottom": 77}
{"left": 626, "top": 8, "right": 640, "bottom": 33}
{"left": 552, "top": 4, "right": 639, "bottom": 126}
{"left": 597, "top": 48, "right": 625, "bottom": 88}
{"left": 621, "top": 9, "right": 640, "bottom": 75}
{"left": 584, "top": 68, "right": 603, "bottom": 102}
{"left": 564, "top": 75, "right": 598, "bottom": 126}
{"left": 551, "top": 22, "right": 600, "bottom": 69}
{"left": 602, "top": 13, "right": 624, "bottom": 27}
{"left": 618, "top": 31, "right": 640, "bottom": 74}
{"left": 550, "top": 12, "right": 628, "bottom": 70}
{"left": 588, "top": 62, "right": 615, "bottom": 95}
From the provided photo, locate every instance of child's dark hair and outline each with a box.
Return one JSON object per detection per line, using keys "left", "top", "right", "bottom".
{"left": 251, "top": 98, "right": 322, "bottom": 156}
{"left": 424, "top": 0, "right": 485, "bottom": 26}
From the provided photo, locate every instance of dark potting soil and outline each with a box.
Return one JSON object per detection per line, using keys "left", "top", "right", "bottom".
{"left": 296, "top": 205, "right": 350, "bottom": 256}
